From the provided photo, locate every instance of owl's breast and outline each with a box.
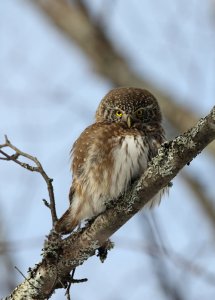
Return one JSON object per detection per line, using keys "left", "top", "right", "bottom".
{"left": 109, "top": 135, "right": 149, "bottom": 198}
{"left": 71, "top": 124, "right": 150, "bottom": 217}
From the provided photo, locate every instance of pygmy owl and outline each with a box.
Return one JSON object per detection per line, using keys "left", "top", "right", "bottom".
{"left": 55, "top": 87, "right": 165, "bottom": 234}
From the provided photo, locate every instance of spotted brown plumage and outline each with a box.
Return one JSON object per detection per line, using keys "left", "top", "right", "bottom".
{"left": 55, "top": 87, "right": 166, "bottom": 234}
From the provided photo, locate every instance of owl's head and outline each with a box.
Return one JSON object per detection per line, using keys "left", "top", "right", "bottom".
{"left": 95, "top": 87, "right": 162, "bottom": 127}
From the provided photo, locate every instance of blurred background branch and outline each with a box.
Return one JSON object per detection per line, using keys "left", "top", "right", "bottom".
{"left": 0, "top": 204, "right": 17, "bottom": 294}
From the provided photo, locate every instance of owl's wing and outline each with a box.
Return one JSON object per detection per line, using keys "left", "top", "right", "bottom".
{"left": 71, "top": 124, "right": 93, "bottom": 177}
{"left": 71, "top": 122, "right": 112, "bottom": 178}
{"left": 69, "top": 185, "right": 75, "bottom": 204}
{"left": 68, "top": 122, "right": 111, "bottom": 204}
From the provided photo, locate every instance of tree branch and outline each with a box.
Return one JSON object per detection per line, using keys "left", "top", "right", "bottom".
{"left": 0, "top": 135, "right": 58, "bottom": 225}
{"left": 2, "top": 105, "right": 215, "bottom": 299}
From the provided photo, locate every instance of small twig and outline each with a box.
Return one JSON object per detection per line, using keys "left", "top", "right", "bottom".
{"left": 70, "top": 278, "right": 88, "bottom": 284}
{"left": 43, "top": 199, "right": 51, "bottom": 209}
{"left": 65, "top": 269, "right": 75, "bottom": 300}
{"left": 65, "top": 269, "right": 88, "bottom": 300}
{"left": 0, "top": 150, "right": 20, "bottom": 161}
{"left": 70, "top": 277, "right": 88, "bottom": 284}
{"left": 0, "top": 135, "right": 58, "bottom": 225}
{"left": 15, "top": 266, "right": 39, "bottom": 290}
{"left": 65, "top": 281, "right": 72, "bottom": 300}
{"left": 0, "top": 149, "right": 38, "bottom": 171}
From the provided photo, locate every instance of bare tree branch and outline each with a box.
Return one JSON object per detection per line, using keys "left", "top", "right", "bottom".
{"left": 1, "top": 105, "right": 215, "bottom": 299}
{"left": 0, "top": 135, "right": 58, "bottom": 225}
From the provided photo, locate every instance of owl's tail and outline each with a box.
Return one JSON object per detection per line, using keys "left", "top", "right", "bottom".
{"left": 55, "top": 208, "right": 79, "bottom": 234}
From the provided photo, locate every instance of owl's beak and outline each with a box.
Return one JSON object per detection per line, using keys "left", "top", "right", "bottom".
{"left": 123, "top": 114, "right": 132, "bottom": 128}
{"left": 127, "top": 116, "right": 132, "bottom": 128}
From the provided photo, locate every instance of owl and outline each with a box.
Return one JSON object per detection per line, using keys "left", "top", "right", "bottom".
{"left": 55, "top": 87, "right": 165, "bottom": 234}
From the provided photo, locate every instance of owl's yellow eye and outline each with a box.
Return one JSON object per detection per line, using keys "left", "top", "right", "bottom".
{"left": 115, "top": 111, "right": 123, "bottom": 117}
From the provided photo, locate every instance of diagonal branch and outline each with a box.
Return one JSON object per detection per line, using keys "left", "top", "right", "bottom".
{"left": 2, "top": 106, "right": 215, "bottom": 299}
{"left": 0, "top": 135, "right": 58, "bottom": 225}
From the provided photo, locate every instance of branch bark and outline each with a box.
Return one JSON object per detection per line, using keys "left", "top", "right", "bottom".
{"left": 2, "top": 106, "right": 215, "bottom": 299}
